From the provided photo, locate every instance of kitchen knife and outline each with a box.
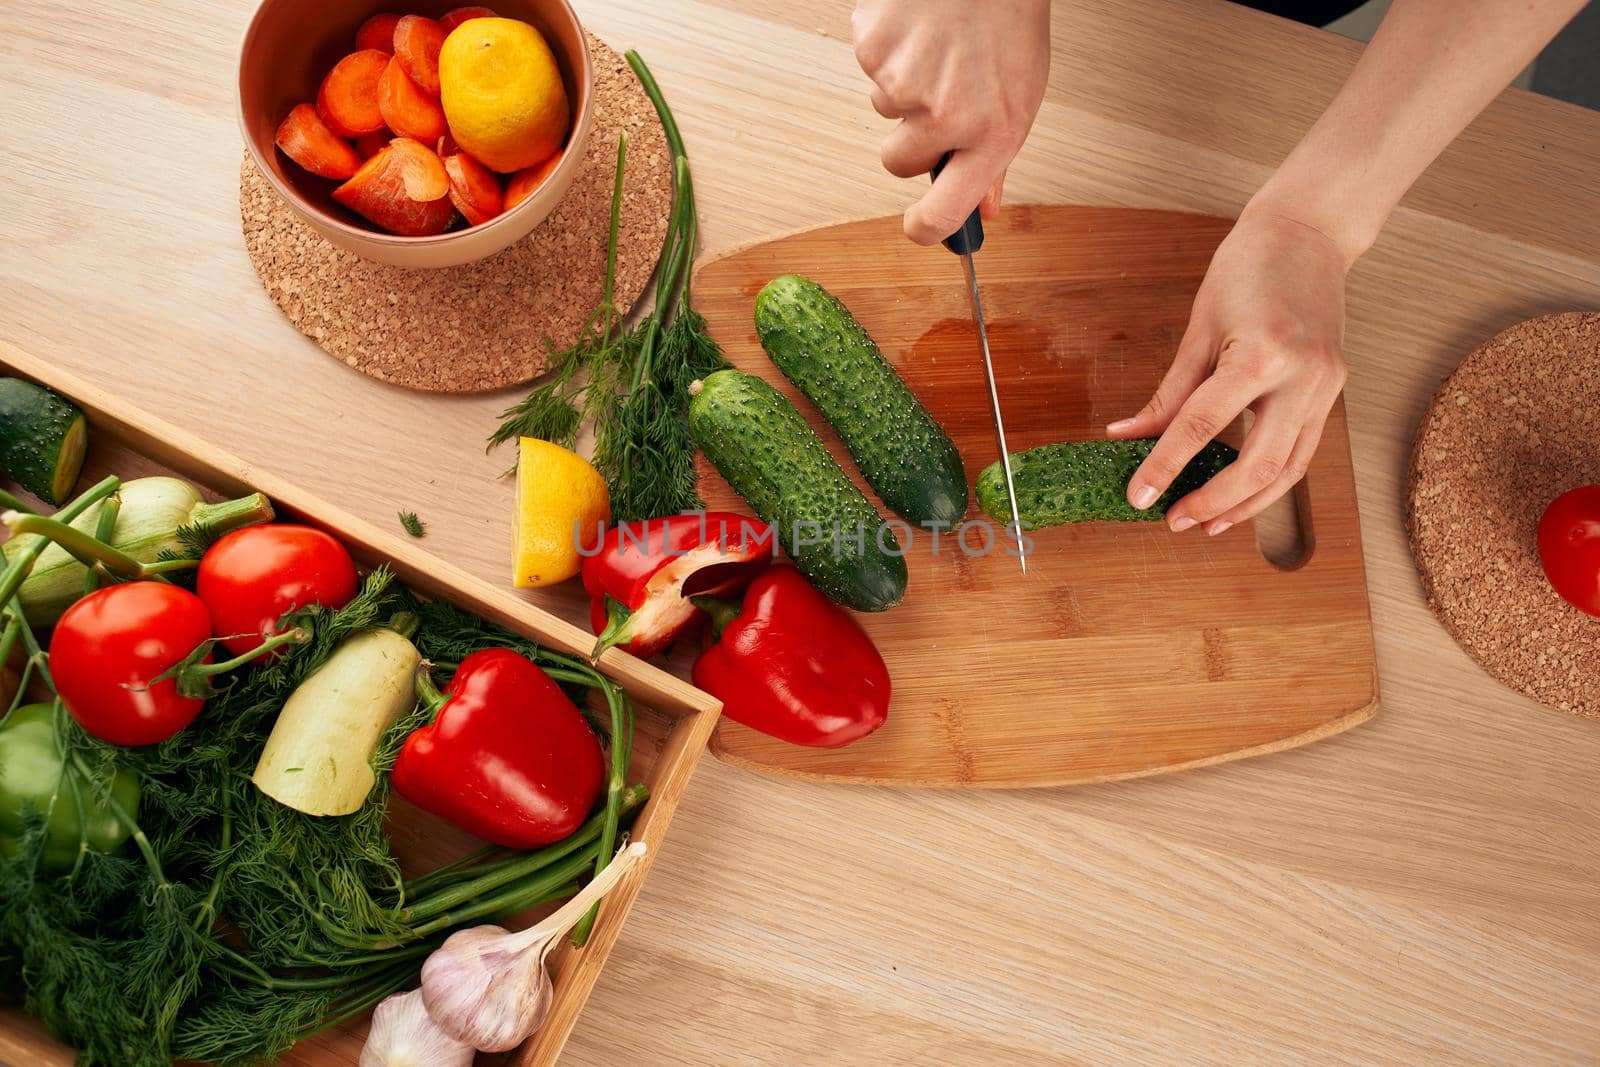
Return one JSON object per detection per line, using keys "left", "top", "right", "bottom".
{"left": 930, "top": 154, "right": 1027, "bottom": 573}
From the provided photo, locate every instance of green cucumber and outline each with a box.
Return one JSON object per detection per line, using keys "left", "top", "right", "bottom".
{"left": 688, "top": 369, "right": 907, "bottom": 612}
{"left": 977, "top": 438, "right": 1238, "bottom": 527}
{"left": 0, "top": 378, "right": 87, "bottom": 504}
{"left": 755, "top": 274, "right": 967, "bottom": 526}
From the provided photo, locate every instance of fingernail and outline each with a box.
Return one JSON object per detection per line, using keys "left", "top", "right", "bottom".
{"left": 1131, "top": 485, "right": 1158, "bottom": 510}
{"left": 1208, "top": 520, "right": 1233, "bottom": 536}
{"left": 1170, "top": 516, "right": 1197, "bottom": 532}
{"left": 1107, "top": 418, "right": 1136, "bottom": 433}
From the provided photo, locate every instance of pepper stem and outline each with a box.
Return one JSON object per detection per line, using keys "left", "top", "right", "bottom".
{"left": 691, "top": 595, "right": 742, "bottom": 640}
{"left": 588, "top": 598, "right": 634, "bottom": 664}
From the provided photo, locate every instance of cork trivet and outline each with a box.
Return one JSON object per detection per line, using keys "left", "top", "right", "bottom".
{"left": 240, "top": 33, "right": 671, "bottom": 393}
{"left": 1406, "top": 311, "right": 1600, "bottom": 719}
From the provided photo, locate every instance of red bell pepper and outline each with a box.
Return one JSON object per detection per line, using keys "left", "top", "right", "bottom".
{"left": 582, "top": 512, "right": 775, "bottom": 661}
{"left": 692, "top": 566, "right": 890, "bottom": 748}
{"left": 391, "top": 648, "right": 605, "bottom": 848}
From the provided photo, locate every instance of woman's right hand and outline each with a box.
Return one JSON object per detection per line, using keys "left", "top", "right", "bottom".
{"left": 852, "top": 0, "right": 1051, "bottom": 245}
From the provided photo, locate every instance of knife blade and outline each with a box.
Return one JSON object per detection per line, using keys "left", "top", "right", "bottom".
{"left": 930, "top": 154, "right": 1026, "bottom": 573}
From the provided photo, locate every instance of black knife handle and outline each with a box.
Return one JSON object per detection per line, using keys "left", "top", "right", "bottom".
{"left": 930, "top": 152, "right": 985, "bottom": 256}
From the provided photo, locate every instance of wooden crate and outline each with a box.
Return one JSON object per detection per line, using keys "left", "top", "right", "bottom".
{"left": 0, "top": 341, "right": 721, "bottom": 1065}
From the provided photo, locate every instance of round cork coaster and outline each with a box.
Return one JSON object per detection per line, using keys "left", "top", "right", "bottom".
{"left": 1407, "top": 311, "right": 1600, "bottom": 719}
{"left": 240, "top": 33, "right": 671, "bottom": 394}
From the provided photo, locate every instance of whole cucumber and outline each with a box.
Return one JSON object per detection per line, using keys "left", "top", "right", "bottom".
{"left": 689, "top": 370, "right": 907, "bottom": 612}
{"left": 0, "top": 378, "right": 87, "bottom": 505}
{"left": 755, "top": 275, "right": 967, "bottom": 526}
{"left": 977, "top": 438, "right": 1238, "bottom": 528}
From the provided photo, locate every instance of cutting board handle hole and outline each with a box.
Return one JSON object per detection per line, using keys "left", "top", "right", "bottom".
{"left": 1254, "top": 479, "right": 1314, "bottom": 570}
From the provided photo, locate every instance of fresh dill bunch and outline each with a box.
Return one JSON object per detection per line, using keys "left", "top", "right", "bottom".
{"left": 601, "top": 160, "right": 728, "bottom": 522}
{"left": 398, "top": 510, "right": 426, "bottom": 538}
{"left": 487, "top": 328, "right": 592, "bottom": 452}
{"left": 488, "top": 133, "right": 630, "bottom": 455}
{"left": 411, "top": 595, "right": 542, "bottom": 666}
{"left": 488, "top": 56, "right": 726, "bottom": 523}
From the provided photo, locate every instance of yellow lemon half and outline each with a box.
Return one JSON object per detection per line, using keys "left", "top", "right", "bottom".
{"left": 439, "top": 18, "right": 569, "bottom": 173}
{"left": 514, "top": 437, "right": 609, "bottom": 588}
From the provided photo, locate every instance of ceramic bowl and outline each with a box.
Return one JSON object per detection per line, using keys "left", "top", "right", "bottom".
{"left": 238, "top": 0, "right": 593, "bottom": 267}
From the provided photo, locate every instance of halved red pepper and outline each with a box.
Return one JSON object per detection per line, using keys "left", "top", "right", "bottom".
{"left": 692, "top": 566, "right": 890, "bottom": 748}
{"left": 583, "top": 512, "right": 775, "bottom": 661}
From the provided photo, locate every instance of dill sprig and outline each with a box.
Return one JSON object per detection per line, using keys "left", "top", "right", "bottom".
{"left": 398, "top": 511, "right": 426, "bottom": 538}
{"left": 489, "top": 51, "right": 727, "bottom": 522}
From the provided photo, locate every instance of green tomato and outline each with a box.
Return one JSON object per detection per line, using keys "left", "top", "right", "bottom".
{"left": 0, "top": 703, "right": 141, "bottom": 872}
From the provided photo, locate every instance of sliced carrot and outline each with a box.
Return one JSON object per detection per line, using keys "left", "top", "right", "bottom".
{"left": 388, "top": 137, "right": 450, "bottom": 201}
{"left": 378, "top": 56, "right": 446, "bottom": 143}
{"left": 503, "top": 149, "right": 563, "bottom": 211}
{"left": 276, "top": 103, "right": 362, "bottom": 180}
{"left": 316, "top": 49, "right": 390, "bottom": 137}
{"left": 393, "top": 15, "right": 447, "bottom": 96}
{"left": 442, "top": 151, "right": 504, "bottom": 225}
{"left": 354, "top": 11, "right": 401, "bottom": 52}
{"left": 354, "top": 130, "right": 391, "bottom": 159}
{"left": 440, "top": 5, "right": 496, "bottom": 31}
{"left": 333, "top": 139, "right": 453, "bottom": 236}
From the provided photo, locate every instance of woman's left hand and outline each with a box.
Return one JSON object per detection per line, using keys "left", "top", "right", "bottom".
{"left": 1106, "top": 207, "right": 1353, "bottom": 535}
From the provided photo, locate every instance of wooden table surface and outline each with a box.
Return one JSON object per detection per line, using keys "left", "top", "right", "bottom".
{"left": 5, "top": 0, "right": 1599, "bottom": 1063}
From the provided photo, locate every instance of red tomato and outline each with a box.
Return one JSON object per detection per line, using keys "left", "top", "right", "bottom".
{"left": 52, "top": 582, "right": 214, "bottom": 746}
{"left": 1538, "top": 486, "right": 1600, "bottom": 616}
{"left": 197, "top": 525, "right": 359, "bottom": 655}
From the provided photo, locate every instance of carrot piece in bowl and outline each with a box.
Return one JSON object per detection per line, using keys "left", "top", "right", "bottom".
{"left": 503, "top": 149, "right": 563, "bottom": 211}
{"left": 393, "top": 15, "right": 447, "bottom": 96}
{"left": 443, "top": 151, "right": 504, "bottom": 225}
{"left": 316, "top": 49, "right": 390, "bottom": 137}
{"left": 355, "top": 11, "right": 401, "bottom": 52}
{"left": 276, "top": 103, "right": 362, "bottom": 180}
{"left": 379, "top": 56, "right": 446, "bottom": 142}
{"left": 333, "top": 138, "right": 454, "bottom": 236}
{"left": 440, "top": 5, "right": 496, "bottom": 31}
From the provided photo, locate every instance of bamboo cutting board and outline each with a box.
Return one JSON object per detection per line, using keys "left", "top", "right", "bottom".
{"left": 693, "top": 206, "right": 1377, "bottom": 787}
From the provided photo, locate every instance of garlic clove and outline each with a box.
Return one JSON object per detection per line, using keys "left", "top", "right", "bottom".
{"left": 359, "top": 988, "right": 475, "bottom": 1067}
{"left": 422, "top": 925, "right": 551, "bottom": 1052}
{"left": 419, "top": 841, "right": 649, "bottom": 1052}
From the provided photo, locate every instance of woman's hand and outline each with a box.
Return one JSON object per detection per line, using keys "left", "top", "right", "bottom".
{"left": 852, "top": 0, "right": 1050, "bottom": 245}
{"left": 1107, "top": 208, "right": 1352, "bottom": 535}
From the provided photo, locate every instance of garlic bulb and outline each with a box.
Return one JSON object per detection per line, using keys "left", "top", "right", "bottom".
{"left": 359, "top": 988, "right": 475, "bottom": 1067}
{"left": 421, "top": 841, "right": 648, "bottom": 1052}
